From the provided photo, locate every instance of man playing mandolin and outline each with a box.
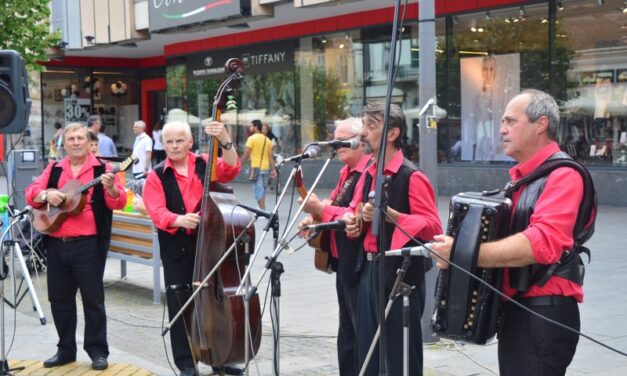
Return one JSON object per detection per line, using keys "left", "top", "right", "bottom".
{"left": 26, "top": 123, "right": 127, "bottom": 371}
{"left": 298, "top": 117, "right": 370, "bottom": 376}
{"left": 143, "top": 120, "right": 240, "bottom": 376}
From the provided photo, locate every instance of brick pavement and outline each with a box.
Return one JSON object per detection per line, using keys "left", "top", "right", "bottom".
{"left": 3, "top": 180, "right": 627, "bottom": 375}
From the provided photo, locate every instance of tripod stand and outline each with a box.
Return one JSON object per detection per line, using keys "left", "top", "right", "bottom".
{"left": 2, "top": 215, "right": 46, "bottom": 325}
{"left": 0, "top": 211, "right": 48, "bottom": 375}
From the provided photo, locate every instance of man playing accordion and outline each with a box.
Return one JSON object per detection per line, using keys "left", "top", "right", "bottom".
{"left": 432, "top": 89, "right": 596, "bottom": 376}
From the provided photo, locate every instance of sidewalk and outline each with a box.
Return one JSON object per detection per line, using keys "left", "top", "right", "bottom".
{"left": 3, "top": 181, "right": 627, "bottom": 375}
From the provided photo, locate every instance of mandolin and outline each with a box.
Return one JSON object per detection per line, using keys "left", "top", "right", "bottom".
{"left": 32, "top": 156, "right": 136, "bottom": 234}
{"left": 294, "top": 167, "right": 333, "bottom": 274}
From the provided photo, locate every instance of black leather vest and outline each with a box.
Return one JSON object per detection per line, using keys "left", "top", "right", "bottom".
{"left": 361, "top": 158, "right": 431, "bottom": 289}
{"left": 153, "top": 157, "right": 206, "bottom": 260}
{"left": 508, "top": 152, "right": 595, "bottom": 291}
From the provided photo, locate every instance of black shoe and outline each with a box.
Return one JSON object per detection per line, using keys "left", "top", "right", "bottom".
{"left": 91, "top": 356, "right": 108, "bottom": 370}
{"left": 214, "top": 365, "right": 243, "bottom": 375}
{"left": 180, "top": 367, "right": 198, "bottom": 376}
{"left": 43, "top": 352, "right": 75, "bottom": 368}
{"left": 224, "top": 365, "right": 243, "bottom": 375}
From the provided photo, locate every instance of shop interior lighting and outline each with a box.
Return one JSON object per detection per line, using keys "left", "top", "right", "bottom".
{"left": 485, "top": 11, "right": 491, "bottom": 21}
{"left": 518, "top": 7, "right": 527, "bottom": 21}
{"left": 541, "top": 18, "right": 548, "bottom": 23}
{"left": 452, "top": 16, "right": 459, "bottom": 24}
{"left": 623, "top": 1, "right": 627, "bottom": 13}
{"left": 557, "top": 2, "right": 564, "bottom": 11}
{"left": 321, "top": 36, "right": 327, "bottom": 44}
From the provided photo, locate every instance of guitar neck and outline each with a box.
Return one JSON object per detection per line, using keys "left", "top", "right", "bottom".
{"left": 76, "top": 166, "right": 121, "bottom": 194}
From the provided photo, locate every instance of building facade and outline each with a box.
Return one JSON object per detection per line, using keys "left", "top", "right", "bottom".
{"left": 18, "top": 0, "right": 627, "bottom": 204}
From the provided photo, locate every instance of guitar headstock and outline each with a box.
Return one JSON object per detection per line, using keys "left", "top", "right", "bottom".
{"left": 294, "top": 167, "right": 308, "bottom": 199}
{"left": 119, "top": 156, "right": 138, "bottom": 172}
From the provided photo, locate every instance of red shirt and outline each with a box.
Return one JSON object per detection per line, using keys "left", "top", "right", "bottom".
{"left": 502, "top": 142, "right": 585, "bottom": 302}
{"left": 25, "top": 155, "right": 127, "bottom": 238}
{"left": 143, "top": 152, "right": 241, "bottom": 235}
{"left": 320, "top": 155, "right": 370, "bottom": 258}
{"left": 347, "top": 150, "right": 442, "bottom": 252}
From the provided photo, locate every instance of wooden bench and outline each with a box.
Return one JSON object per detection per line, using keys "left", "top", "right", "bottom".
{"left": 107, "top": 211, "right": 162, "bottom": 304}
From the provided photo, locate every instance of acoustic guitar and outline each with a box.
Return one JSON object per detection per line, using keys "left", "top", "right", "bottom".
{"left": 294, "top": 168, "right": 333, "bottom": 274}
{"left": 33, "top": 156, "right": 136, "bottom": 234}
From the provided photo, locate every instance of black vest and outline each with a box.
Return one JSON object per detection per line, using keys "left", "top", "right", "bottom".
{"left": 153, "top": 157, "right": 206, "bottom": 260}
{"left": 508, "top": 152, "right": 596, "bottom": 291}
{"left": 333, "top": 167, "right": 364, "bottom": 285}
{"left": 361, "top": 158, "right": 431, "bottom": 288}
{"left": 47, "top": 161, "right": 112, "bottom": 254}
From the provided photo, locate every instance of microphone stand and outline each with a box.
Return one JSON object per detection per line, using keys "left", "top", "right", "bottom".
{"left": 161, "top": 215, "right": 256, "bottom": 336}
{"left": 359, "top": 255, "right": 413, "bottom": 376}
{"left": 238, "top": 149, "right": 336, "bottom": 375}
{"left": 371, "top": 0, "right": 403, "bottom": 373}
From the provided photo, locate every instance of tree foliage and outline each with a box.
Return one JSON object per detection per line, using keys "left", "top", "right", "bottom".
{"left": 0, "top": 0, "right": 60, "bottom": 70}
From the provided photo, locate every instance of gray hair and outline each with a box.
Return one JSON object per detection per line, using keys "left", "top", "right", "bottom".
{"left": 522, "top": 89, "right": 559, "bottom": 140}
{"left": 163, "top": 121, "right": 192, "bottom": 140}
{"left": 363, "top": 101, "right": 406, "bottom": 149}
{"left": 134, "top": 120, "right": 146, "bottom": 130}
{"left": 62, "top": 123, "right": 89, "bottom": 142}
{"left": 335, "top": 117, "right": 363, "bottom": 138}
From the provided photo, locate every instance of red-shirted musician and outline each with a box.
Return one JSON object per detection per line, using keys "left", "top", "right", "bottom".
{"left": 26, "top": 123, "right": 126, "bottom": 371}
{"left": 432, "top": 90, "right": 596, "bottom": 376}
{"left": 343, "top": 102, "right": 442, "bottom": 376}
{"left": 143, "top": 120, "right": 240, "bottom": 376}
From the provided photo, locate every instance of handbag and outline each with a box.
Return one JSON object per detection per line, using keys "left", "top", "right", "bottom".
{"left": 248, "top": 167, "right": 260, "bottom": 181}
{"left": 248, "top": 135, "right": 268, "bottom": 181}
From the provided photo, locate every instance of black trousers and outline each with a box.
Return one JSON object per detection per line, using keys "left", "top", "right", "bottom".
{"left": 498, "top": 297, "right": 580, "bottom": 376}
{"left": 161, "top": 248, "right": 196, "bottom": 371}
{"left": 336, "top": 274, "right": 359, "bottom": 376}
{"left": 356, "top": 257, "right": 425, "bottom": 376}
{"left": 46, "top": 236, "right": 108, "bottom": 359}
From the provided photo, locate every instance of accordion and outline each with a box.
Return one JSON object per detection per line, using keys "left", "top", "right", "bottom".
{"left": 432, "top": 191, "right": 511, "bottom": 344}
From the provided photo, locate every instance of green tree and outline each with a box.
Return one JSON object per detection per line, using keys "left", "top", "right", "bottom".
{"left": 0, "top": 0, "right": 60, "bottom": 70}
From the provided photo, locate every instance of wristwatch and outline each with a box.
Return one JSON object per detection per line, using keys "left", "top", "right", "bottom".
{"left": 220, "top": 141, "right": 233, "bottom": 150}
{"left": 40, "top": 190, "right": 47, "bottom": 203}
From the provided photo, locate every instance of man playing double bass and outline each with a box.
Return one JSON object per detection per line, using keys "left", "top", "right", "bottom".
{"left": 143, "top": 120, "right": 240, "bottom": 376}
{"left": 298, "top": 117, "right": 370, "bottom": 375}
{"left": 26, "top": 123, "right": 127, "bottom": 371}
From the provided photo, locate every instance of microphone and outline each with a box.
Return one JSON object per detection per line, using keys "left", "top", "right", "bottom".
{"left": 313, "top": 139, "right": 359, "bottom": 149}
{"left": 168, "top": 284, "right": 190, "bottom": 291}
{"left": 236, "top": 203, "right": 272, "bottom": 219}
{"left": 384, "top": 243, "right": 433, "bottom": 257}
{"left": 280, "top": 148, "right": 319, "bottom": 164}
{"left": 306, "top": 220, "right": 346, "bottom": 232}
{"left": 11, "top": 206, "right": 32, "bottom": 220}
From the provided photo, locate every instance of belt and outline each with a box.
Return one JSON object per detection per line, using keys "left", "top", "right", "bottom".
{"left": 517, "top": 295, "right": 577, "bottom": 307}
{"left": 52, "top": 235, "right": 97, "bottom": 243}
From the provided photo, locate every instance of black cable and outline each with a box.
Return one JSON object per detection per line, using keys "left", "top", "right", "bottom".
{"left": 380, "top": 208, "right": 627, "bottom": 358}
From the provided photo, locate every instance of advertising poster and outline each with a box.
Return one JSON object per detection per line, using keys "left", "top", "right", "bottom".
{"left": 460, "top": 54, "right": 520, "bottom": 161}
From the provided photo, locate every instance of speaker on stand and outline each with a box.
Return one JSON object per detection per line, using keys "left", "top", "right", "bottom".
{"left": 0, "top": 50, "right": 31, "bottom": 135}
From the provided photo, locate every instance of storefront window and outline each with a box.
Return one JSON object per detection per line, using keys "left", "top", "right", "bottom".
{"left": 298, "top": 30, "right": 363, "bottom": 158}
{"left": 40, "top": 67, "right": 140, "bottom": 159}
{"left": 442, "top": 3, "right": 549, "bottom": 163}
{"left": 559, "top": 0, "right": 627, "bottom": 166}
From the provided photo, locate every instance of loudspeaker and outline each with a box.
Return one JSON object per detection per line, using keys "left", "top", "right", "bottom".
{"left": 0, "top": 50, "right": 31, "bottom": 134}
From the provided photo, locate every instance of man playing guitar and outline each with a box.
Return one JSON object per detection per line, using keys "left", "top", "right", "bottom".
{"left": 298, "top": 117, "right": 370, "bottom": 375}
{"left": 26, "top": 123, "right": 127, "bottom": 371}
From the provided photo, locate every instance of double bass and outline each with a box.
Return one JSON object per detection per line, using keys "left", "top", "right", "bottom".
{"left": 190, "top": 59, "right": 261, "bottom": 369}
